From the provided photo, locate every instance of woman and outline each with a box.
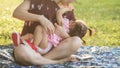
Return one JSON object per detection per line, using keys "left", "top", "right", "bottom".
{"left": 12, "top": 0, "right": 82, "bottom": 65}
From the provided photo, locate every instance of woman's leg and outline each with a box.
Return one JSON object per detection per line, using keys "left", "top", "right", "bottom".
{"left": 29, "top": 54, "right": 69, "bottom": 65}
{"left": 14, "top": 44, "right": 69, "bottom": 65}
{"left": 43, "top": 36, "right": 82, "bottom": 60}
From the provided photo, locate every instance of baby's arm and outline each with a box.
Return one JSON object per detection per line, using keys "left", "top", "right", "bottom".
{"left": 56, "top": 8, "right": 71, "bottom": 26}
{"left": 54, "top": 23, "right": 70, "bottom": 39}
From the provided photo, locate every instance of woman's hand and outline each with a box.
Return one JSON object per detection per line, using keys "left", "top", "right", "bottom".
{"left": 39, "top": 15, "right": 55, "bottom": 34}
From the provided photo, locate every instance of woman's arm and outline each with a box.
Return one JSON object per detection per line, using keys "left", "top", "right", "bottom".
{"left": 13, "top": 0, "right": 41, "bottom": 22}
{"left": 13, "top": 0, "right": 55, "bottom": 34}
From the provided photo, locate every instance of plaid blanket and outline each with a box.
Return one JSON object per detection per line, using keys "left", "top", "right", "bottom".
{"left": 0, "top": 45, "right": 120, "bottom": 68}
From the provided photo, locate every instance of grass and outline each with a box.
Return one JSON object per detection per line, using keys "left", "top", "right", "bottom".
{"left": 73, "top": 0, "right": 120, "bottom": 47}
{"left": 0, "top": 0, "right": 120, "bottom": 46}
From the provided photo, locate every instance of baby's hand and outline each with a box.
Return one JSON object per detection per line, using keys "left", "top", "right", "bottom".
{"left": 57, "top": 8, "right": 70, "bottom": 26}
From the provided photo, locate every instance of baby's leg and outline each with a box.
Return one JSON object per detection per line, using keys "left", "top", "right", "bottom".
{"left": 39, "top": 29, "right": 48, "bottom": 49}
{"left": 21, "top": 25, "right": 50, "bottom": 54}
{"left": 37, "top": 31, "right": 53, "bottom": 55}
{"left": 21, "top": 25, "right": 45, "bottom": 46}
{"left": 33, "top": 25, "right": 44, "bottom": 47}
{"left": 34, "top": 25, "right": 51, "bottom": 54}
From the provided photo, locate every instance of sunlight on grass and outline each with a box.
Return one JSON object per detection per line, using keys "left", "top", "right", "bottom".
{"left": 0, "top": 0, "right": 23, "bottom": 45}
{"left": 0, "top": 0, "right": 120, "bottom": 46}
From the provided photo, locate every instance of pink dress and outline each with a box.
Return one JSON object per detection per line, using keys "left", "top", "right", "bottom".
{"left": 48, "top": 17, "right": 70, "bottom": 47}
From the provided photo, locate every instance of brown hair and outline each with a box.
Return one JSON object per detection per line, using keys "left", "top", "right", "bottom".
{"left": 69, "top": 22, "right": 93, "bottom": 44}
{"left": 69, "top": 22, "right": 87, "bottom": 38}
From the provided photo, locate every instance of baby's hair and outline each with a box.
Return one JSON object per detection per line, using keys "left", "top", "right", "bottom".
{"left": 69, "top": 22, "right": 93, "bottom": 44}
{"left": 69, "top": 22, "right": 87, "bottom": 38}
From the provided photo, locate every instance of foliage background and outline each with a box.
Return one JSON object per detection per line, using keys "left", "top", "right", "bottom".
{"left": 0, "top": 0, "right": 120, "bottom": 46}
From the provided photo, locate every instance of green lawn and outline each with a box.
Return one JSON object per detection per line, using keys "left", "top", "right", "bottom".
{"left": 0, "top": 0, "right": 120, "bottom": 46}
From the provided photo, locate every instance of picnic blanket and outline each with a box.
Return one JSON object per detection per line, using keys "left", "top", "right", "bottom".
{"left": 0, "top": 45, "right": 120, "bottom": 68}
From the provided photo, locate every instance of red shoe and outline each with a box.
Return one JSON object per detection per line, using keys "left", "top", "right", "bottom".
{"left": 11, "top": 32, "right": 21, "bottom": 47}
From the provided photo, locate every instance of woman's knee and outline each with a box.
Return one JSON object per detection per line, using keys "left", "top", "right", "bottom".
{"left": 72, "top": 36, "right": 82, "bottom": 43}
{"left": 70, "top": 36, "right": 82, "bottom": 50}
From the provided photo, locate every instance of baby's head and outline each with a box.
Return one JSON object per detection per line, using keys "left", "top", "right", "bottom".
{"left": 69, "top": 21, "right": 88, "bottom": 38}
{"left": 69, "top": 21, "right": 93, "bottom": 44}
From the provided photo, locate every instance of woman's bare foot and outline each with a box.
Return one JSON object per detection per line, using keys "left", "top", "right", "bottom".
{"left": 69, "top": 54, "right": 93, "bottom": 62}
{"left": 69, "top": 55, "right": 78, "bottom": 62}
